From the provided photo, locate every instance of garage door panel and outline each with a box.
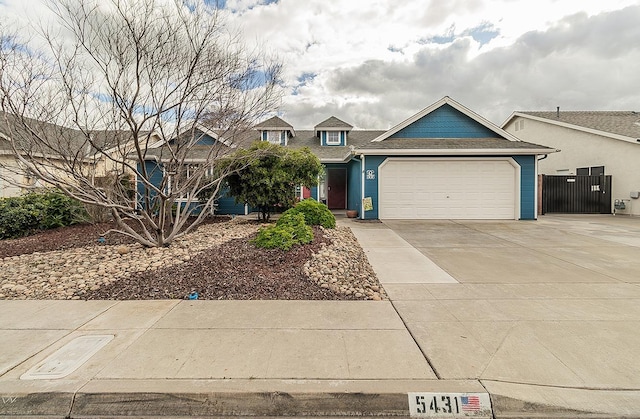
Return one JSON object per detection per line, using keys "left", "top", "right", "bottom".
{"left": 379, "top": 159, "right": 516, "bottom": 220}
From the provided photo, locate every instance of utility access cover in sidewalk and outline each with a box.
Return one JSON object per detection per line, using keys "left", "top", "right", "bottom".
{"left": 21, "top": 335, "right": 114, "bottom": 380}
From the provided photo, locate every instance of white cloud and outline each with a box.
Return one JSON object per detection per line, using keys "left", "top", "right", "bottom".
{"left": 2, "top": 0, "right": 640, "bottom": 129}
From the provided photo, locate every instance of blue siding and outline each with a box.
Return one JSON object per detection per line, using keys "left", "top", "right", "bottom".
{"left": 347, "top": 158, "right": 361, "bottom": 211}
{"left": 195, "top": 132, "right": 216, "bottom": 146}
{"left": 137, "top": 160, "right": 164, "bottom": 211}
{"left": 513, "top": 155, "right": 536, "bottom": 220}
{"left": 391, "top": 104, "right": 496, "bottom": 138}
{"left": 362, "top": 156, "right": 387, "bottom": 219}
{"left": 310, "top": 186, "right": 319, "bottom": 201}
{"left": 216, "top": 195, "right": 246, "bottom": 215}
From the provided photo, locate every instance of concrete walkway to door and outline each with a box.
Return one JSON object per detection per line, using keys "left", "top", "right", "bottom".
{"left": 346, "top": 215, "right": 640, "bottom": 418}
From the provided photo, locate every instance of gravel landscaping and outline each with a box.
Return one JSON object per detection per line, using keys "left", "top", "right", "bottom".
{"left": 0, "top": 217, "right": 386, "bottom": 301}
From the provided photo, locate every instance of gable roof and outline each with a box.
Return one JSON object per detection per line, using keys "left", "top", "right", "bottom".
{"left": 254, "top": 115, "right": 295, "bottom": 138}
{"left": 140, "top": 127, "right": 256, "bottom": 162}
{"left": 314, "top": 116, "right": 353, "bottom": 130}
{"left": 504, "top": 111, "right": 640, "bottom": 144}
{"left": 372, "top": 96, "right": 522, "bottom": 143}
{"left": 254, "top": 116, "right": 293, "bottom": 130}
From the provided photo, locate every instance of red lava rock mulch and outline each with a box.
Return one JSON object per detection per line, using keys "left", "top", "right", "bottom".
{"left": 82, "top": 226, "right": 350, "bottom": 300}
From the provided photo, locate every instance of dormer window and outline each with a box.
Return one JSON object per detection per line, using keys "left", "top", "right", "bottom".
{"left": 254, "top": 116, "right": 295, "bottom": 147}
{"left": 326, "top": 131, "right": 340, "bottom": 145}
{"left": 314, "top": 116, "right": 353, "bottom": 147}
{"left": 266, "top": 130, "right": 281, "bottom": 144}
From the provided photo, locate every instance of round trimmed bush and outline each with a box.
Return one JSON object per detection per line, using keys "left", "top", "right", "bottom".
{"left": 284, "top": 199, "right": 335, "bottom": 229}
{"left": 253, "top": 212, "right": 313, "bottom": 251}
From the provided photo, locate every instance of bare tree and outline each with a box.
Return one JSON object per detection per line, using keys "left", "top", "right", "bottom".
{"left": 0, "top": 0, "right": 281, "bottom": 247}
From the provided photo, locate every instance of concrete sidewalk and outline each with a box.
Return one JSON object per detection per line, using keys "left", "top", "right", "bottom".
{"left": 0, "top": 299, "right": 485, "bottom": 417}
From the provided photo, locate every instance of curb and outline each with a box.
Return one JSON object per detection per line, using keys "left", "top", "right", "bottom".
{"left": 71, "top": 391, "right": 409, "bottom": 417}
{"left": 0, "top": 391, "right": 73, "bottom": 418}
{"left": 4, "top": 387, "right": 633, "bottom": 418}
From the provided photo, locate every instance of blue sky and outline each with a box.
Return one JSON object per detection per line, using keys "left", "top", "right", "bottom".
{"left": 2, "top": 0, "right": 639, "bottom": 129}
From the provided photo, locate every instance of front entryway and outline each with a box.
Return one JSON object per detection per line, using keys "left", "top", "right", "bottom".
{"left": 326, "top": 168, "right": 347, "bottom": 209}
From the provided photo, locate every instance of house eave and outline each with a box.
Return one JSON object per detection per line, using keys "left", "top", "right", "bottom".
{"left": 355, "top": 148, "right": 558, "bottom": 156}
{"left": 315, "top": 127, "right": 352, "bottom": 131}
{"left": 320, "top": 157, "right": 351, "bottom": 163}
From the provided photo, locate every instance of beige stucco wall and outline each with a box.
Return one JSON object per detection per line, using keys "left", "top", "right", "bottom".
{"left": 0, "top": 154, "right": 97, "bottom": 198}
{"left": 0, "top": 155, "right": 25, "bottom": 197}
{"left": 504, "top": 117, "right": 640, "bottom": 216}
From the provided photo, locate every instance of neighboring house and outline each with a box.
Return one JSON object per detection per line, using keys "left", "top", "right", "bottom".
{"left": 0, "top": 111, "right": 146, "bottom": 198}
{"left": 502, "top": 110, "right": 640, "bottom": 216}
{"left": 143, "top": 96, "right": 554, "bottom": 220}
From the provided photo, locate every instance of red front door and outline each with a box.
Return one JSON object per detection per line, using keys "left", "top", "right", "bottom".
{"left": 327, "top": 168, "right": 347, "bottom": 209}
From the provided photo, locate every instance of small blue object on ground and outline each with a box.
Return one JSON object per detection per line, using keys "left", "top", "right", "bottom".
{"left": 188, "top": 292, "right": 198, "bottom": 300}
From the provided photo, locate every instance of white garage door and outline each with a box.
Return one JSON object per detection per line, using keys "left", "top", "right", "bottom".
{"left": 378, "top": 158, "right": 518, "bottom": 219}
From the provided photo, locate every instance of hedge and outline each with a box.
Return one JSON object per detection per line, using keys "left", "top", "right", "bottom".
{"left": 0, "top": 190, "right": 88, "bottom": 239}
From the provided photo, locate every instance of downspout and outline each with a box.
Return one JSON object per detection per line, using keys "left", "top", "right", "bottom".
{"left": 360, "top": 154, "right": 365, "bottom": 220}
{"left": 535, "top": 154, "right": 548, "bottom": 220}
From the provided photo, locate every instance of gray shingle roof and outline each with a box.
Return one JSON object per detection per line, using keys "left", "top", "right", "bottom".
{"left": 314, "top": 116, "right": 353, "bottom": 130}
{"left": 140, "top": 128, "right": 256, "bottom": 161}
{"left": 0, "top": 111, "right": 132, "bottom": 157}
{"left": 285, "top": 130, "right": 384, "bottom": 161}
{"left": 520, "top": 111, "right": 640, "bottom": 139}
{"left": 253, "top": 116, "right": 293, "bottom": 129}
{"left": 357, "top": 137, "right": 554, "bottom": 150}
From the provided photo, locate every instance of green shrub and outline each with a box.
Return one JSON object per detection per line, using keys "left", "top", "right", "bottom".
{"left": 0, "top": 190, "right": 88, "bottom": 239}
{"left": 252, "top": 226, "right": 296, "bottom": 251}
{"left": 276, "top": 212, "right": 314, "bottom": 243}
{"left": 284, "top": 198, "right": 336, "bottom": 229}
{"left": 253, "top": 212, "right": 313, "bottom": 251}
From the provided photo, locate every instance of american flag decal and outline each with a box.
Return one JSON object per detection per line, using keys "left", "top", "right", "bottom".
{"left": 461, "top": 395, "right": 481, "bottom": 412}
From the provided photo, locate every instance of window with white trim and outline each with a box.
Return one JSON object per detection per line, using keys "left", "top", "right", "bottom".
{"left": 326, "top": 131, "right": 340, "bottom": 145}
{"left": 267, "top": 130, "right": 281, "bottom": 144}
{"left": 167, "top": 164, "right": 214, "bottom": 200}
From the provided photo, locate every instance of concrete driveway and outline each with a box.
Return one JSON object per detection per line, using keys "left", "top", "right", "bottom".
{"left": 349, "top": 215, "right": 640, "bottom": 416}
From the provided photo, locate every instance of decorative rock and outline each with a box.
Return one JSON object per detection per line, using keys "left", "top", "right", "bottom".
{"left": 0, "top": 219, "right": 259, "bottom": 300}
{"left": 116, "top": 246, "right": 129, "bottom": 255}
{"left": 0, "top": 220, "right": 385, "bottom": 302}
{"left": 303, "top": 226, "right": 387, "bottom": 301}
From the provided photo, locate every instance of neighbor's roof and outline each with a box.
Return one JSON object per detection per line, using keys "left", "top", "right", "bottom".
{"left": 512, "top": 111, "right": 640, "bottom": 141}
{"left": 0, "top": 111, "right": 134, "bottom": 158}
{"left": 314, "top": 116, "right": 353, "bottom": 130}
